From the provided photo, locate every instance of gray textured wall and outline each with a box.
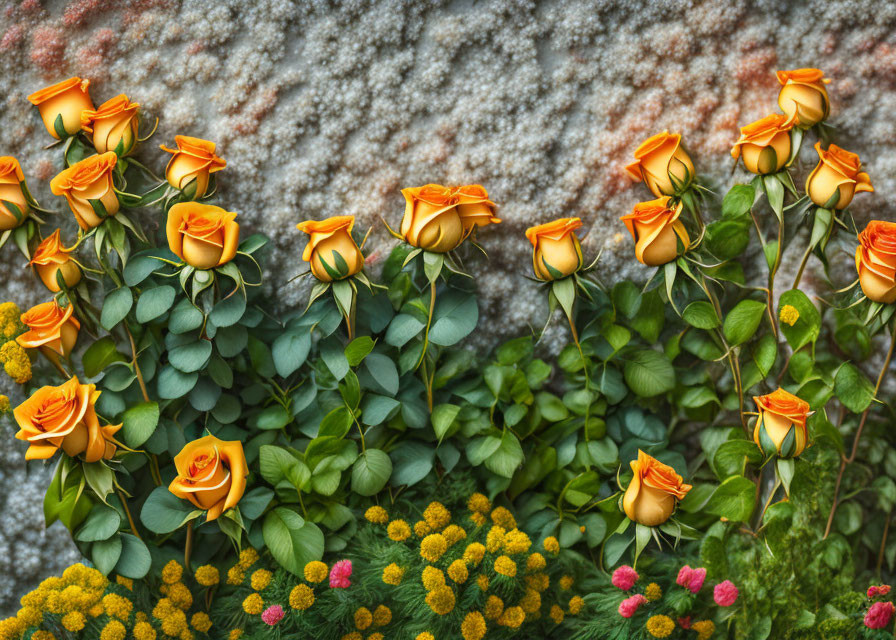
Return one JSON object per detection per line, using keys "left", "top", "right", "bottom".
{"left": 1, "top": 0, "right": 895, "bottom": 612}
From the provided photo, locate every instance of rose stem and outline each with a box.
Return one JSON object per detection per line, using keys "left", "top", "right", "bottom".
{"left": 116, "top": 487, "right": 142, "bottom": 541}
{"left": 184, "top": 520, "right": 195, "bottom": 573}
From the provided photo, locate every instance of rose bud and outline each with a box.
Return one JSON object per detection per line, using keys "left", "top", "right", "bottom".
{"left": 525, "top": 218, "right": 584, "bottom": 281}
{"left": 622, "top": 450, "right": 692, "bottom": 526}
{"left": 776, "top": 68, "right": 830, "bottom": 127}
{"left": 80, "top": 94, "right": 140, "bottom": 156}
{"left": 855, "top": 221, "right": 896, "bottom": 303}
{"left": 753, "top": 388, "right": 811, "bottom": 458}
{"left": 17, "top": 299, "right": 80, "bottom": 363}
{"left": 27, "top": 77, "right": 94, "bottom": 139}
{"left": 400, "top": 184, "right": 464, "bottom": 253}
{"left": 160, "top": 135, "right": 226, "bottom": 199}
{"left": 625, "top": 131, "right": 695, "bottom": 197}
{"left": 731, "top": 114, "right": 793, "bottom": 175}
{"left": 30, "top": 230, "right": 82, "bottom": 293}
{"left": 620, "top": 197, "right": 690, "bottom": 266}
{"left": 805, "top": 142, "right": 873, "bottom": 210}
{"left": 13, "top": 376, "right": 121, "bottom": 462}
{"left": 296, "top": 215, "right": 364, "bottom": 282}
{"left": 167, "top": 202, "right": 239, "bottom": 269}
{"left": 50, "top": 152, "right": 119, "bottom": 230}
{"left": 453, "top": 184, "right": 500, "bottom": 232}
{"left": 0, "top": 157, "right": 29, "bottom": 231}
{"left": 168, "top": 434, "right": 247, "bottom": 521}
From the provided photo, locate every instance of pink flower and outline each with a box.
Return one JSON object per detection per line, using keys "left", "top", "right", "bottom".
{"left": 865, "top": 601, "right": 896, "bottom": 629}
{"left": 676, "top": 565, "right": 706, "bottom": 593}
{"left": 611, "top": 565, "right": 639, "bottom": 591}
{"left": 868, "top": 585, "right": 892, "bottom": 599}
{"left": 329, "top": 559, "right": 353, "bottom": 588}
{"left": 618, "top": 594, "right": 647, "bottom": 618}
{"left": 678, "top": 616, "right": 691, "bottom": 629}
{"left": 261, "top": 605, "right": 285, "bottom": 626}
{"left": 713, "top": 580, "right": 739, "bottom": 607}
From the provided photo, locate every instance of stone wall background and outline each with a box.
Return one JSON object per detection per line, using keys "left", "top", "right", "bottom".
{"left": 2, "top": 0, "right": 896, "bottom": 612}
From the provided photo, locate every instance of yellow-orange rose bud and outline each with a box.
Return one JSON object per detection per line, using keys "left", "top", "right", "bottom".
{"left": 13, "top": 376, "right": 121, "bottom": 462}
{"left": 776, "top": 68, "right": 830, "bottom": 127}
{"left": 731, "top": 114, "right": 793, "bottom": 175}
{"left": 296, "top": 215, "right": 364, "bottom": 282}
{"left": 753, "top": 388, "right": 811, "bottom": 458}
{"left": 30, "top": 230, "right": 82, "bottom": 292}
{"left": 855, "top": 220, "right": 896, "bottom": 304}
{"left": 81, "top": 94, "right": 140, "bottom": 156}
{"left": 400, "top": 184, "right": 464, "bottom": 253}
{"left": 27, "top": 77, "right": 94, "bottom": 139}
{"left": 453, "top": 184, "right": 500, "bottom": 231}
{"left": 622, "top": 450, "right": 692, "bottom": 526}
{"left": 160, "top": 135, "right": 226, "bottom": 199}
{"left": 525, "top": 218, "right": 583, "bottom": 281}
{"left": 805, "top": 142, "right": 873, "bottom": 211}
{"left": 50, "top": 152, "right": 119, "bottom": 230}
{"left": 166, "top": 202, "right": 239, "bottom": 269}
{"left": 168, "top": 435, "right": 247, "bottom": 521}
{"left": 625, "top": 131, "right": 695, "bottom": 197}
{"left": 17, "top": 300, "right": 80, "bottom": 361}
{"left": 0, "top": 156, "right": 29, "bottom": 231}
{"left": 620, "top": 197, "right": 690, "bottom": 266}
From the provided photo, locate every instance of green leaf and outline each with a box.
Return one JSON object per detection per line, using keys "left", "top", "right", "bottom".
{"left": 100, "top": 288, "right": 133, "bottom": 330}
{"left": 722, "top": 183, "right": 756, "bottom": 218}
{"left": 432, "top": 403, "right": 461, "bottom": 441}
{"left": 483, "top": 429, "right": 523, "bottom": 478}
{"left": 385, "top": 313, "right": 426, "bottom": 348}
{"left": 623, "top": 350, "right": 675, "bottom": 397}
{"left": 390, "top": 440, "right": 435, "bottom": 486}
{"left": 209, "top": 292, "right": 247, "bottom": 328}
{"left": 723, "top": 299, "right": 767, "bottom": 346}
{"left": 82, "top": 336, "right": 126, "bottom": 377}
{"left": 256, "top": 405, "right": 292, "bottom": 430}
{"left": 135, "top": 285, "right": 176, "bottom": 323}
{"left": 705, "top": 219, "right": 751, "bottom": 260}
{"left": 778, "top": 289, "right": 821, "bottom": 351}
{"left": 262, "top": 507, "right": 325, "bottom": 576}
{"left": 53, "top": 114, "right": 68, "bottom": 139}
{"left": 75, "top": 504, "right": 121, "bottom": 542}
{"left": 259, "top": 445, "right": 309, "bottom": 491}
{"left": 361, "top": 394, "right": 400, "bottom": 426}
{"left": 91, "top": 536, "right": 122, "bottom": 575}
{"left": 682, "top": 300, "right": 720, "bottom": 329}
{"left": 706, "top": 475, "right": 756, "bottom": 523}
{"left": 834, "top": 362, "right": 875, "bottom": 413}
{"left": 351, "top": 449, "right": 393, "bottom": 496}
{"left": 321, "top": 337, "right": 350, "bottom": 380}
{"left": 83, "top": 462, "right": 115, "bottom": 503}
{"left": 140, "top": 486, "right": 202, "bottom": 534}
{"left": 629, "top": 290, "right": 664, "bottom": 342}
{"left": 121, "top": 401, "right": 160, "bottom": 448}
{"left": 763, "top": 174, "right": 784, "bottom": 221}
{"left": 272, "top": 330, "right": 311, "bottom": 378}
{"left": 168, "top": 298, "right": 205, "bottom": 334}
{"left": 156, "top": 365, "right": 199, "bottom": 399}
{"left": 113, "top": 533, "right": 152, "bottom": 579}
{"left": 168, "top": 340, "right": 213, "bottom": 373}
{"left": 345, "top": 336, "right": 375, "bottom": 367}
{"left": 429, "top": 290, "right": 478, "bottom": 347}
{"left": 714, "top": 439, "right": 762, "bottom": 479}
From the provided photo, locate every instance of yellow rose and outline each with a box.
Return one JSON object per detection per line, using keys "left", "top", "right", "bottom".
{"left": 856, "top": 220, "right": 896, "bottom": 303}
{"left": 168, "top": 435, "right": 247, "bottom": 521}
{"left": 27, "top": 77, "right": 94, "bottom": 139}
{"left": 453, "top": 184, "right": 500, "bottom": 231}
{"left": 776, "top": 68, "right": 830, "bottom": 127}
{"left": 29, "top": 229, "right": 82, "bottom": 293}
{"left": 525, "top": 218, "right": 584, "bottom": 281}
{"left": 400, "top": 184, "right": 464, "bottom": 252}
{"left": 160, "top": 135, "right": 226, "bottom": 199}
{"left": 805, "top": 142, "right": 873, "bottom": 210}
{"left": 50, "top": 152, "right": 119, "bottom": 230}
{"left": 296, "top": 215, "right": 364, "bottom": 282}
{"left": 80, "top": 94, "right": 140, "bottom": 156}
{"left": 625, "top": 131, "right": 695, "bottom": 197}
{"left": 0, "top": 156, "right": 29, "bottom": 231}
{"left": 17, "top": 299, "right": 80, "bottom": 362}
{"left": 166, "top": 202, "right": 240, "bottom": 269}
{"left": 753, "top": 388, "right": 811, "bottom": 458}
{"left": 731, "top": 114, "right": 793, "bottom": 175}
{"left": 619, "top": 197, "right": 690, "bottom": 266}
{"left": 622, "top": 450, "right": 692, "bottom": 526}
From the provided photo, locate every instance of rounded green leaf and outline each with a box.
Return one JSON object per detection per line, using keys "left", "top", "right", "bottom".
{"left": 723, "top": 299, "right": 767, "bottom": 346}
{"left": 113, "top": 533, "right": 152, "bottom": 579}
{"left": 623, "top": 350, "right": 675, "bottom": 397}
{"left": 262, "top": 507, "right": 325, "bottom": 576}
{"left": 136, "top": 285, "right": 176, "bottom": 323}
{"left": 351, "top": 449, "right": 393, "bottom": 496}
{"left": 121, "top": 401, "right": 160, "bottom": 448}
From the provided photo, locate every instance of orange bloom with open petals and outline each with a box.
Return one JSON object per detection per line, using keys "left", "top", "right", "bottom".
{"left": 30, "top": 230, "right": 82, "bottom": 293}
{"left": 856, "top": 221, "right": 896, "bottom": 304}
{"left": 400, "top": 184, "right": 464, "bottom": 253}
{"left": 17, "top": 300, "right": 80, "bottom": 360}
{"left": 731, "top": 114, "right": 793, "bottom": 175}
{"left": 296, "top": 215, "right": 364, "bottom": 282}
{"left": 753, "top": 388, "right": 811, "bottom": 458}
{"left": 81, "top": 94, "right": 140, "bottom": 155}
{"left": 623, "top": 450, "right": 691, "bottom": 526}
{"left": 620, "top": 197, "right": 689, "bottom": 266}
{"left": 625, "top": 132, "right": 695, "bottom": 197}
{"left": 28, "top": 77, "right": 94, "bottom": 139}
{"left": 168, "top": 435, "right": 247, "bottom": 521}
{"left": 453, "top": 185, "right": 500, "bottom": 231}
{"left": 0, "top": 156, "right": 28, "bottom": 231}
{"left": 805, "top": 142, "right": 873, "bottom": 210}
{"left": 13, "top": 377, "right": 120, "bottom": 462}
{"left": 50, "top": 152, "right": 119, "bottom": 230}
{"left": 167, "top": 202, "right": 239, "bottom": 269}
{"left": 160, "top": 136, "right": 226, "bottom": 199}
{"left": 776, "top": 68, "right": 830, "bottom": 127}
{"left": 525, "top": 218, "right": 583, "bottom": 281}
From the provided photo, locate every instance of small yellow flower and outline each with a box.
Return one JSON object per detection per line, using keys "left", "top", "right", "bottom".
{"left": 525, "top": 572, "right": 550, "bottom": 592}
{"left": 0, "top": 395, "right": 9, "bottom": 413}
{"left": 354, "top": 607, "right": 373, "bottom": 630}
{"left": 447, "top": 559, "right": 468, "bottom": 584}
{"left": 443, "top": 524, "right": 467, "bottom": 546}
{"left": 194, "top": 565, "right": 220, "bottom": 586}
{"left": 426, "top": 586, "right": 456, "bottom": 615}
{"left": 167, "top": 582, "right": 193, "bottom": 610}
{"left": 526, "top": 553, "right": 546, "bottom": 572}
{"left": 289, "top": 584, "right": 315, "bottom": 610}
{"left": 62, "top": 611, "right": 86, "bottom": 632}
{"left": 226, "top": 565, "right": 245, "bottom": 585}
{"left": 470, "top": 512, "right": 487, "bottom": 527}
{"left": 415, "top": 634, "right": 435, "bottom": 640}
{"left": 420, "top": 534, "right": 448, "bottom": 562}
{"left": 485, "top": 526, "right": 506, "bottom": 553}
{"left": 550, "top": 604, "right": 564, "bottom": 623}
{"left": 490, "top": 506, "right": 516, "bottom": 529}
{"left": 159, "top": 610, "right": 188, "bottom": 640}
{"left": 304, "top": 560, "right": 328, "bottom": 583}
{"left": 373, "top": 604, "right": 391, "bottom": 626}
{"left": 692, "top": 620, "right": 716, "bottom": 640}
{"left": 414, "top": 520, "right": 431, "bottom": 537}
{"left": 31, "top": 632, "right": 57, "bottom": 640}
{"left": 239, "top": 548, "right": 259, "bottom": 569}
{"left": 250, "top": 569, "right": 272, "bottom": 591}
{"left": 569, "top": 596, "right": 585, "bottom": 615}
{"left": 228, "top": 630, "right": 244, "bottom": 640}
{"left": 468, "top": 492, "right": 491, "bottom": 513}
{"left": 422, "top": 566, "right": 446, "bottom": 591}
{"left": 115, "top": 575, "right": 133, "bottom": 590}
{"left": 364, "top": 505, "right": 389, "bottom": 524}
{"left": 387, "top": 519, "right": 411, "bottom": 542}
{"left": 102, "top": 593, "right": 133, "bottom": 620}
{"left": 463, "top": 542, "right": 486, "bottom": 566}
{"left": 100, "top": 620, "right": 126, "bottom": 640}
{"left": 484, "top": 595, "right": 504, "bottom": 620}
{"left": 0, "top": 302, "right": 23, "bottom": 338}
{"left": 543, "top": 536, "right": 560, "bottom": 554}
{"left": 136, "top": 612, "right": 148, "bottom": 623}
{"left": 645, "top": 582, "right": 662, "bottom": 601}
{"left": 368, "top": 634, "right": 384, "bottom": 640}
{"left": 477, "top": 573, "right": 489, "bottom": 591}
{"left": 382, "top": 563, "right": 405, "bottom": 586}
{"left": 559, "top": 575, "right": 574, "bottom": 590}
{"left": 191, "top": 612, "right": 212, "bottom": 633}
{"left": 424, "top": 502, "right": 451, "bottom": 530}
{"left": 646, "top": 614, "right": 675, "bottom": 638}
{"left": 341, "top": 633, "right": 362, "bottom": 640}
{"left": 503, "top": 529, "right": 532, "bottom": 554}
{"left": 133, "top": 621, "right": 157, "bottom": 640}
{"left": 242, "top": 593, "right": 264, "bottom": 615}
{"left": 461, "top": 611, "right": 487, "bottom": 640}
{"left": 494, "top": 555, "right": 517, "bottom": 577}
{"left": 779, "top": 304, "right": 800, "bottom": 327}
{"left": 521, "top": 588, "right": 542, "bottom": 613}
{"left": 0, "top": 617, "right": 26, "bottom": 638}
{"left": 161, "top": 560, "right": 184, "bottom": 584}
{"left": 16, "top": 606, "right": 42, "bottom": 627}
{"left": 497, "top": 606, "right": 524, "bottom": 629}
{"left": 0, "top": 340, "right": 31, "bottom": 383}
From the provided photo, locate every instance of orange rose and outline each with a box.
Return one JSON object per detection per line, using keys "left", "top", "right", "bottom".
{"left": 855, "top": 220, "right": 896, "bottom": 303}
{"left": 30, "top": 230, "right": 82, "bottom": 293}
{"left": 296, "top": 215, "right": 364, "bottom": 282}
{"left": 731, "top": 114, "right": 793, "bottom": 175}
{"left": 80, "top": 94, "right": 140, "bottom": 155}
{"left": 0, "top": 156, "right": 28, "bottom": 231}
{"left": 160, "top": 135, "right": 226, "bottom": 199}
{"left": 453, "top": 184, "right": 500, "bottom": 231}
{"left": 167, "top": 202, "right": 239, "bottom": 269}
{"left": 753, "top": 388, "right": 811, "bottom": 458}
{"left": 400, "top": 184, "right": 464, "bottom": 252}
{"left": 625, "top": 131, "right": 695, "bottom": 197}
{"left": 50, "top": 152, "right": 119, "bottom": 230}
{"left": 168, "top": 435, "right": 247, "bottom": 521}
{"left": 525, "top": 218, "right": 584, "bottom": 281}
{"left": 622, "top": 450, "right": 692, "bottom": 526}
{"left": 620, "top": 197, "right": 690, "bottom": 266}
{"left": 27, "top": 77, "right": 94, "bottom": 139}
{"left": 805, "top": 142, "right": 873, "bottom": 210}
{"left": 17, "top": 300, "right": 80, "bottom": 361}
{"left": 776, "top": 68, "right": 830, "bottom": 127}
{"left": 13, "top": 377, "right": 121, "bottom": 462}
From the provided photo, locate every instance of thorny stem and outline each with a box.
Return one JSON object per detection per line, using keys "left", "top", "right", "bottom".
{"left": 117, "top": 487, "right": 142, "bottom": 541}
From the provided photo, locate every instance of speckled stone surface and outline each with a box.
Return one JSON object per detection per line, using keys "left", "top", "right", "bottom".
{"left": 1, "top": 0, "right": 895, "bottom": 613}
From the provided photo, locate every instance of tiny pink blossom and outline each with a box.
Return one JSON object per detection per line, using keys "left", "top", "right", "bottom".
{"left": 713, "top": 580, "right": 739, "bottom": 607}
{"left": 618, "top": 594, "right": 647, "bottom": 618}
{"left": 329, "top": 559, "right": 353, "bottom": 588}
{"left": 865, "top": 601, "right": 895, "bottom": 629}
{"left": 687, "top": 568, "right": 707, "bottom": 593}
{"left": 261, "top": 605, "right": 284, "bottom": 626}
{"left": 611, "top": 565, "right": 639, "bottom": 591}
{"left": 868, "top": 585, "right": 892, "bottom": 598}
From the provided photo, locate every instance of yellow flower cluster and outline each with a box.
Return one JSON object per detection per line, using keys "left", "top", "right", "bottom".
{"left": 415, "top": 633, "right": 435, "bottom": 640}
{"left": 250, "top": 569, "right": 272, "bottom": 591}
{"left": 194, "top": 565, "right": 220, "bottom": 586}
{"left": 779, "top": 304, "right": 800, "bottom": 326}
{"left": 161, "top": 560, "right": 183, "bottom": 584}
{"left": 447, "top": 559, "right": 468, "bottom": 584}
{"left": 372, "top": 605, "right": 391, "bottom": 626}
{"left": 420, "top": 534, "right": 448, "bottom": 562}
{"left": 100, "top": 620, "right": 126, "bottom": 640}
{"left": 387, "top": 519, "right": 411, "bottom": 541}
{"left": 414, "top": 520, "right": 431, "bottom": 537}
{"left": 242, "top": 593, "right": 264, "bottom": 615}
{"left": 426, "top": 586, "right": 456, "bottom": 615}
{"left": 115, "top": 576, "right": 133, "bottom": 591}
{"left": 424, "top": 502, "right": 451, "bottom": 530}
{"left": 0, "top": 340, "right": 31, "bottom": 383}
{"left": 191, "top": 612, "right": 212, "bottom": 633}
{"left": 490, "top": 506, "right": 516, "bottom": 530}
{"left": 494, "top": 555, "right": 517, "bottom": 577}
{"left": 468, "top": 492, "right": 491, "bottom": 514}
{"left": 364, "top": 505, "right": 389, "bottom": 524}
{"left": 239, "top": 548, "right": 260, "bottom": 569}
{"left": 304, "top": 560, "right": 328, "bottom": 583}
{"left": 497, "top": 605, "right": 525, "bottom": 628}
{"left": 422, "top": 566, "right": 446, "bottom": 590}
{"left": 526, "top": 553, "right": 546, "bottom": 571}
{"left": 484, "top": 595, "right": 504, "bottom": 620}
{"left": 646, "top": 614, "right": 675, "bottom": 638}
{"left": 645, "top": 582, "right": 663, "bottom": 601}
{"left": 0, "top": 302, "right": 22, "bottom": 338}
{"left": 463, "top": 542, "right": 485, "bottom": 566}
{"left": 102, "top": 593, "right": 133, "bottom": 620}
{"left": 382, "top": 563, "right": 404, "bottom": 585}
{"left": 0, "top": 395, "right": 9, "bottom": 413}
{"left": 461, "top": 611, "right": 487, "bottom": 640}
{"left": 543, "top": 536, "right": 560, "bottom": 554}
{"left": 569, "top": 595, "right": 585, "bottom": 615}
{"left": 550, "top": 604, "right": 564, "bottom": 624}
{"left": 289, "top": 584, "right": 314, "bottom": 610}
{"left": 133, "top": 621, "right": 157, "bottom": 640}
{"left": 152, "top": 597, "right": 188, "bottom": 637}
{"left": 485, "top": 526, "right": 505, "bottom": 552}
{"left": 502, "top": 529, "right": 532, "bottom": 554}
{"left": 692, "top": 620, "right": 716, "bottom": 640}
